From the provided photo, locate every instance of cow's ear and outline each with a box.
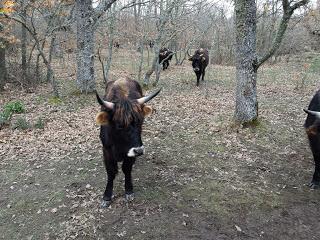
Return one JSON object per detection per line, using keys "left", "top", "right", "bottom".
{"left": 96, "top": 112, "right": 109, "bottom": 125}
{"left": 188, "top": 57, "right": 193, "bottom": 61}
{"left": 143, "top": 105, "right": 153, "bottom": 116}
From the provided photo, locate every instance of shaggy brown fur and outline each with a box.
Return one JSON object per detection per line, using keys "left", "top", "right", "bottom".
{"left": 96, "top": 112, "right": 109, "bottom": 125}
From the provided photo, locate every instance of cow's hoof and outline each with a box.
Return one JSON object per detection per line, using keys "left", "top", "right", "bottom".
{"left": 309, "top": 182, "right": 320, "bottom": 189}
{"left": 125, "top": 192, "right": 135, "bottom": 202}
{"left": 101, "top": 199, "right": 112, "bottom": 208}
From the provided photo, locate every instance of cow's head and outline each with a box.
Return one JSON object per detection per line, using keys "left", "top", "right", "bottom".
{"left": 96, "top": 89, "right": 161, "bottom": 157}
{"left": 188, "top": 53, "right": 206, "bottom": 72}
{"left": 304, "top": 109, "right": 320, "bottom": 136}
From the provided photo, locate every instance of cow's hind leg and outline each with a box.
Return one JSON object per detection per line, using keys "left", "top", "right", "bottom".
{"left": 201, "top": 69, "right": 206, "bottom": 81}
{"left": 101, "top": 148, "right": 118, "bottom": 207}
{"left": 122, "top": 158, "right": 135, "bottom": 201}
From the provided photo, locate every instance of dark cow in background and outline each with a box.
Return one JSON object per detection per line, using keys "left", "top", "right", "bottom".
{"left": 188, "top": 48, "right": 209, "bottom": 86}
{"left": 96, "top": 78, "right": 161, "bottom": 207}
{"left": 159, "top": 48, "right": 173, "bottom": 70}
{"left": 113, "top": 41, "right": 120, "bottom": 49}
{"left": 148, "top": 40, "right": 154, "bottom": 49}
{"left": 304, "top": 90, "right": 320, "bottom": 189}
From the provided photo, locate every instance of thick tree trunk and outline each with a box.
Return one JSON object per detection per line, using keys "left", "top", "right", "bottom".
{"left": 234, "top": 0, "right": 258, "bottom": 124}
{"left": 234, "top": 0, "right": 309, "bottom": 125}
{"left": 76, "top": 0, "right": 95, "bottom": 93}
{"left": 0, "top": 45, "right": 7, "bottom": 91}
{"left": 143, "top": 46, "right": 160, "bottom": 86}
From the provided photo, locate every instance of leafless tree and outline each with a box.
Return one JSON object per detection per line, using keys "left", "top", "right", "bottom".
{"left": 234, "top": 0, "right": 309, "bottom": 125}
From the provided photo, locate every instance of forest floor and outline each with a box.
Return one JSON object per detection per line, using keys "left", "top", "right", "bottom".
{"left": 1, "top": 51, "right": 320, "bottom": 240}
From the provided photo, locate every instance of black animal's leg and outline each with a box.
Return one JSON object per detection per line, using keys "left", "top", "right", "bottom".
{"left": 311, "top": 157, "right": 320, "bottom": 188}
{"left": 202, "top": 69, "right": 205, "bottom": 81}
{"left": 308, "top": 135, "right": 320, "bottom": 188}
{"left": 196, "top": 72, "right": 201, "bottom": 86}
{"left": 163, "top": 61, "right": 168, "bottom": 70}
{"left": 122, "top": 158, "right": 135, "bottom": 201}
{"left": 101, "top": 148, "right": 118, "bottom": 207}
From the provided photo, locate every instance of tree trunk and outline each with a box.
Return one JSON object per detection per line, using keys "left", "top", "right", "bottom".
{"left": 103, "top": 4, "right": 117, "bottom": 83}
{"left": 137, "top": 39, "right": 144, "bottom": 82}
{"left": 234, "top": 0, "right": 309, "bottom": 125}
{"left": 143, "top": 46, "right": 160, "bottom": 86}
{"left": 234, "top": 0, "right": 258, "bottom": 124}
{"left": 76, "top": 0, "right": 95, "bottom": 93}
{"left": 21, "top": 7, "right": 28, "bottom": 85}
{"left": 0, "top": 45, "right": 7, "bottom": 91}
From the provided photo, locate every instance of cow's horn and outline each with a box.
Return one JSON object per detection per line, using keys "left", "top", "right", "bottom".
{"left": 96, "top": 91, "right": 115, "bottom": 110}
{"left": 187, "top": 49, "right": 192, "bottom": 57}
{"left": 303, "top": 109, "right": 320, "bottom": 118}
{"left": 137, "top": 88, "right": 162, "bottom": 104}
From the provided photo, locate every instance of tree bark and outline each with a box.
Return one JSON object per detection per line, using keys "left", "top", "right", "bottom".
{"left": 0, "top": 44, "right": 7, "bottom": 91}
{"left": 0, "top": 22, "right": 6, "bottom": 90}
{"left": 21, "top": 5, "right": 28, "bottom": 85}
{"left": 75, "top": 0, "right": 117, "bottom": 92}
{"left": 234, "top": 0, "right": 258, "bottom": 124}
{"left": 76, "top": 0, "right": 95, "bottom": 93}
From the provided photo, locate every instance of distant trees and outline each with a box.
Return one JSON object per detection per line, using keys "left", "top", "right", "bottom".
{"left": 234, "top": 0, "right": 309, "bottom": 125}
{"left": 0, "top": 0, "right": 318, "bottom": 100}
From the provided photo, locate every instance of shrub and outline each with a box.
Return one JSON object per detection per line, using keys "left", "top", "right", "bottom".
{"left": 0, "top": 101, "right": 25, "bottom": 126}
{"left": 12, "top": 116, "right": 31, "bottom": 130}
{"left": 34, "top": 117, "right": 45, "bottom": 129}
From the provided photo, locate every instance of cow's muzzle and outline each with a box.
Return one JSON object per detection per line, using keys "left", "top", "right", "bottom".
{"left": 127, "top": 146, "right": 145, "bottom": 157}
{"left": 193, "top": 67, "right": 200, "bottom": 72}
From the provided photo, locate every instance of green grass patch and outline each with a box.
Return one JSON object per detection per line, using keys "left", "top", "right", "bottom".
{"left": 48, "top": 96, "right": 63, "bottom": 105}
{"left": 309, "top": 55, "right": 320, "bottom": 73}
{"left": 0, "top": 101, "right": 25, "bottom": 126}
{"left": 34, "top": 117, "right": 45, "bottom": 129}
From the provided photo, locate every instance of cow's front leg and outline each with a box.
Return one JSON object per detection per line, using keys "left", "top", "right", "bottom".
{"left": 102, "top": 148, "right": 118, "bottom": 207}
{"left": 122, "top": 158, "right": 135, "bottom": 201}
{"left": 311, "top": 155, "right": 320, "bottom": 189}
{"left": 196, "top": 72, "right": 201, "bottom": 86}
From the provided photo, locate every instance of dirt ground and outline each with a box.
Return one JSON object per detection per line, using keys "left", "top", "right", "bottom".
{"left": 1, "top": 52, "right": 320, "bottom": 240}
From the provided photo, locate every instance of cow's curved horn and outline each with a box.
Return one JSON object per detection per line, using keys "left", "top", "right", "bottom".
{"left": 137, "top": 88, "right": 162, "bottom": 104}
{"left": 303, "top": 109, "right": 320, "bottom": 118}
{"left": 96, "top": 91, "right": 115, "bottom": 110}
{"left": 187, "top": 49, "right": 192, "bottom": 57}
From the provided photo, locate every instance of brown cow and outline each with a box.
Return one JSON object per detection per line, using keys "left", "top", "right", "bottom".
{"left": 96, "top": 77, "right": 161, "bottom": 207}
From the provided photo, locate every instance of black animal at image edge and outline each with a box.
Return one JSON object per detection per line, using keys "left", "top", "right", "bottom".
{"left": 188, "top": 48, "right": 209, "bottom": 86}
{"left": 304, "top": 90, "right": 320, "bottom": 189}
{"left": 159, "top": 48, "right": 173, "bottom": 70}
{"left": 95, "top": 78, "right": 161, "bottom": 207}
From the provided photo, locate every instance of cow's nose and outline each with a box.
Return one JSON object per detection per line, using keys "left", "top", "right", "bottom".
{"left": 134, "top": 147, "right": 144, "bottom": 156}
{"left": 194, "top": 67, "right": 200, "bottom": 72}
